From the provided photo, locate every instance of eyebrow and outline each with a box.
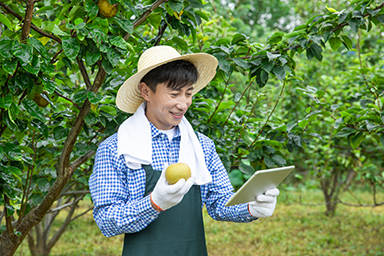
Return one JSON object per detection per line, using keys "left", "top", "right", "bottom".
{"left": 168, "top": 85, "right": 194, "bottom": 92}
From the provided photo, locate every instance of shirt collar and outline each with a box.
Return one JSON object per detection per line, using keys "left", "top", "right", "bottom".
{"left": 149, "top": 122, "right": 181, "bottom": 139}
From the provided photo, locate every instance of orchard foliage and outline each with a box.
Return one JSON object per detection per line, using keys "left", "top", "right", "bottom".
{"left": 0, "top": 0, "right": 383, "bottom": 255}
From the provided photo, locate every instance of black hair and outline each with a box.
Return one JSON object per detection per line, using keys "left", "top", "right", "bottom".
{"left": 140, "top": 60, "right": 198, "bottom": 92}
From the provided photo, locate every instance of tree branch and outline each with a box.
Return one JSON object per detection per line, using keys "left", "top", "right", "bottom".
{"left": 3, "top": 195, "right": 14, "bottom": 236}
{"left": 46, "top": 197, "right": 80, "bottom": 250}
{"left": 61, "top": 190, "right": 90, "bottom": 196}
{"left": 0, "top": 2, "right": 61, "bottom": 43}
{"left": 77, "top": 57, "right": 92, "bottom": 90}
{"left": 223, "top": 78, "right": 254, "bottom": 126}
{"left": 71, "top": 206, "right": 93, "bottom": 222}
{"left": 152, "top": 19, "right": 168, "bottom": 46}
{"left": 124, "top": 0, "right": 168, "bottom": 41}
{"left": 338, "top": 199, "right": 384, "bottom": 207}
{"left": 54, "top": 90, "right": 81, "bottom": 110}
{"left": 249, "top": 78, "right": 287, "bottom": 148}
{"left": 70, "top": 150, "right": 95, "bottom": 171}
{"left": 58, "top": 63, "right": 106, "bottom": 176}
{"left": 50, "top": 49, "right": 63, "bottom": 64}
{"left": 21, "top": 0, "right": 35, "bottom": 42}
{"left": 207, "top": 76, "right": 232, "bottom": 124}
{"left": 17, "top": 165, "right": 33, "bottom": 225}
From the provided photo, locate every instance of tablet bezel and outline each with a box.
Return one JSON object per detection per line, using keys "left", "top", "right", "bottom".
{"left": 225, "top": 165, "right": 295, "bottom": 207}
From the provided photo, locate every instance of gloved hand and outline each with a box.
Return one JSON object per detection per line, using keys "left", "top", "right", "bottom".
{"left": 150, "top": 168, "right": 194, "bottom": 211}
{"left": 248, "top": 188, "right": 280, "bottom": 218}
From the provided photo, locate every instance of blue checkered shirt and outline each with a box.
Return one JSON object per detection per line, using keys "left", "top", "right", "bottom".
{"left": 89, "top": 122, "right": 256, "bottom": 237}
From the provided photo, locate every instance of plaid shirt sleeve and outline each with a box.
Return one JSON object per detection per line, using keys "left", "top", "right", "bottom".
{"left": 198, "top": 133, "right": 257, "bottom": 222}
{"left": 89, "top": 134, "right": 160, "bottom": 237}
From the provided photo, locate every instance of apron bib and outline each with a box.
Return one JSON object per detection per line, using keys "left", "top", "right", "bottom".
{"left": 122, "top": 164, "right": 208, "bottom": 256}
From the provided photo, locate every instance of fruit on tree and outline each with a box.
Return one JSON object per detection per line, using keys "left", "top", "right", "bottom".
{"left": 165, "top": 163, "right": 191, "bottom": 185}
{"left": 97, "top": 0, "right": 118, "bottom": 18}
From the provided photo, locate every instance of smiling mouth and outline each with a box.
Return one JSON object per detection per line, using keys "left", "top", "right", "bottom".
{"left": 170, "top": 112, "right": 184, "bottom": 119}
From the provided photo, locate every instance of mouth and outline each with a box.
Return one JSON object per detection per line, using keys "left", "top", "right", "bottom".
{"left": 170, "top": 111, "right": 184, "bottom": 119}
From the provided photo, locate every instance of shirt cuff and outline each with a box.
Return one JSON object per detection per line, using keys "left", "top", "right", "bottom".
{"left": 241, "top": 203, "right": 258, "bottom": 221}
{"left": 138, "top": 194, "right": 161, "bottom": 219}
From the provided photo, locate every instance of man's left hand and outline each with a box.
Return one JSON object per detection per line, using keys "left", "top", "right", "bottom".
{"left": 248, "top": 188, "right": 280, "bottom": 218}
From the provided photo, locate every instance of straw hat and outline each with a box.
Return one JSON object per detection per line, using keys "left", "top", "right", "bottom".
{"left": 116, "top": 45, "right": 218, "bottom": 113}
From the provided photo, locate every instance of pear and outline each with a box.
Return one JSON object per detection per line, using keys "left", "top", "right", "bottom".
{"left": 97, "top": 0, "right": 118, "bottom": 18}
{"left": 165, "top": 163, "right": 191, "bottom": 185}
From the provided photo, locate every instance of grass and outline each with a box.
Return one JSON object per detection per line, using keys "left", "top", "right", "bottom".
{"left": 15, "top": 189, "right": 384, "bottom": 256}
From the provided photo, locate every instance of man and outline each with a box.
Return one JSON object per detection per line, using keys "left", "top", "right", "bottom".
{"left": 89, "top": 45, "right": 280, "bottom": 255}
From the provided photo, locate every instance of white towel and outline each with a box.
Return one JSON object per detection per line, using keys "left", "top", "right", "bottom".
{"left": 117, "top": 103, "right": 212, "bottom": 185}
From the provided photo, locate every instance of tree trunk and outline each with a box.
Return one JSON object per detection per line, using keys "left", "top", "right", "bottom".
{"left": 320, "top": 169, "right": 343, "bottom": 217}
{"left": 323, "top": 191, "right": 338, "bottom": 216}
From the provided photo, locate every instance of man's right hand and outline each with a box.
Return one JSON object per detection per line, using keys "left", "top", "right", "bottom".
{"left": 150, "top": 168, "right": 194, "bottom": 211}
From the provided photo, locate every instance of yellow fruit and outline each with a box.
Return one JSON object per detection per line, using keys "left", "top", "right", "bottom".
{"left": 165, "top": 163, "right": 191, "bottom": 185}
{"left": 33, "top": 93, "right": 49, "bottom": 108}
{"left": 97, "top": 0, "right": 118, "bottom": 18}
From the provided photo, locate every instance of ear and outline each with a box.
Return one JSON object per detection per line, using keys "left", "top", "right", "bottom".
{"left": 139, "top": 82, "right": 151, "bottom": 101}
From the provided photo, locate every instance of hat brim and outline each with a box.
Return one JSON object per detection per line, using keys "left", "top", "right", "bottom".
{"left": 116, "top": 52, "right": 218, "bottom": 113}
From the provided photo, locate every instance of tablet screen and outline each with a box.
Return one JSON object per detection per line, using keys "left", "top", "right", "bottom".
{"left": 225, "top": 165, "right": 294, "bottom": 206}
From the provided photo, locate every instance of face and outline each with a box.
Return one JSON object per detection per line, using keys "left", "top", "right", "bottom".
{"left": 139, "top": 82, "right": 193, "bottom": 130}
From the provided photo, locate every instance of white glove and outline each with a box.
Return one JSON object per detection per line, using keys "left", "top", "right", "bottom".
{"left": 150, "top": 169, "right": 194, "bottom": 211}
{"left": 248, "top": 188, "right": 280, "bottom": 218}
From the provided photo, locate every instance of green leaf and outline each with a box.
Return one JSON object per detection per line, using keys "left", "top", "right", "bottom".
{"left": 36, "top": 178, "right": 50, "bottom": 192}
{"left": 53, "top": 126, "right": 67, "bottom": 140}
{"left": 0, "top": 13, "right": 13, "bottom": 31}
{"left": 85, "top": 47, "right": 101, "bottom": 66}
{"left": 310, "top": 43, "right": 323, "bottom": 61}
{"left": 0, "top": 95, "right": 13, "bottom": 109}
{"left": 272, "top": 65, "right": 286, "bottom": 81}
{"left": 267, "top": 52, "right": 281, "bottom": 61}
{"left": 272, "top": 154, "right": 287, "bottom": 166}
{"left": 73, "top": 90, "right": 88, "bottom": 104}
{"left": 233, "top": 58, "right": 249, "bottom": 69}
{"left": 101, "top": 58, "right": 113, "bottom": 74}
{"left": 99, "top": 104, "right": 116, "bottom": 116}
{"left": 264, "top": 155, "right": 276, "bottom": 168}
{"left": 228, "top": 169, "right": 244, "bottom": 187}
{"left": 13, "top": 43, "right": 33, "bottom": 64}
{"left": 23, "top": 99, "right": 45, "bottom": 121}
{"left": 349, "top": 132, "right": 364, "bottom": 149}
{"left": 168, "top": 0, "right": 184, "bottom": 13}
{"left": 62, "top": 37, "right": 80, "bottom": 61}
{"left": 29, "top": 37, "right": 48, "bottom": 58}
{"left": 113, "top": 17, "right": 133, "bottom": 34}
{"left": 336, "top": 127, "right": 355, "bottom": 137}
{"left": 106, "top": 48, "right": 120, "bottom": 67}
{"left": 88, "top": 17, "right": 109, "bottom": 34}
{"left": 0, "top": 39, "right": 13, "bottom": 58}
{"left": 329, "top": 37, "right": 342, "bottom": 50}
{"left": 109, "top": 36, "right": 128, "bottom": 49}
{"left": 341, "top": 35, "right": 353, "bottom": 49}
{"left": 239, "top": 160, "right": 254, "bottom": 175}
{"left": 231, "top": 33, "right": 247, "bottom": 44}
{"left": 23, "top": 55, "right": 40, "bottom": 75}
{"left": 41, "top": 78, "right": 56, "bottom": 94}
{"left": 89, "top": 29, "right": 108, "bottom": 47}
{"left": 87, "top": 91, "right": 103, "bottom": 104}
{"left": 51, "top": 24, "right": 70, "bottom": 36}
{"left": 2, "top": 61, "right": 17, "bottom": 75}
{"left": 84, "top": 0, "right": 99, "bottom": 19}
{"left": 268, "top": 31, "right": 284, "bottom": 44}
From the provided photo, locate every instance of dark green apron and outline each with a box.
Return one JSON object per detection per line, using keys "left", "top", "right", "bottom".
{"left": 122, "top": 164, "right": 208, "bottom": 256}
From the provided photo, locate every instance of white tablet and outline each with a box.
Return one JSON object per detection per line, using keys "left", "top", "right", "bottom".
{"left": 225, "top": 165, "right": 295, "bottom": 206}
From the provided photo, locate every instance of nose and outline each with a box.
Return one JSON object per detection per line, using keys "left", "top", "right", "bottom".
{"left": 176, "top": 101, "right": 188, "bottom": 111}
{"left": 176, "top": 96, "right": 191, "bottom": 111}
